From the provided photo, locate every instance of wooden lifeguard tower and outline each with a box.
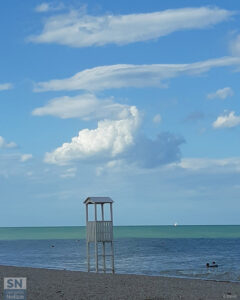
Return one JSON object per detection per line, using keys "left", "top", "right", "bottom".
{"left": 84, "top": 197, "right": 115, "bottom": 273}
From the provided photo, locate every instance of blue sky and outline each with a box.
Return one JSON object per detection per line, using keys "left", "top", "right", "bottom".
{"left": 1, "top": 1, "right": 240, "bottom": 226}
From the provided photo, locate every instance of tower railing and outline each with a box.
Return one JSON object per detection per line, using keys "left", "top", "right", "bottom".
{"left": 87, "top": 221, "right": 113, "bottom": 242}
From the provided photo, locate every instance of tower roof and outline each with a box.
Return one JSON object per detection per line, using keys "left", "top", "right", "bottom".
{"left": 84, "top": 197, "right": 113, "bottom": 204}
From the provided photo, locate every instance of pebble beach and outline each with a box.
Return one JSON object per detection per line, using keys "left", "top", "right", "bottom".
{"left": 0, "top": 265, "right": 240, "bottom": 299}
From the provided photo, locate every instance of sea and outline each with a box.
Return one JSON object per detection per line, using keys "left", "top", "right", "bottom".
{"left": 0, "top": 225, "right": 240, "bottom": 282}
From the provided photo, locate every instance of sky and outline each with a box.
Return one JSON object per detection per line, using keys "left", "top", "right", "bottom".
{"left": 1, "top": 1, "right": 240, "bottom": 226}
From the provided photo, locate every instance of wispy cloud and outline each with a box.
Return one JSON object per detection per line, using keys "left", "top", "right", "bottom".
{"left": 44, "top": 106, "right": 140, "bottom": 165}
{"left": 0, "top": 152, "right": 35, "bottom": 179}
{"left": 0, "top": 136, "right": 17, "bottom": 149}
{"left": 96, "top": 160, "right": 125, "bottom": 176}
{"left": 60, "top": 167, "right": 77, "bottom": 178}
{"left": 213, "top": 111, "right": 240, "bottom": 128}
{"left": 34, "top": 57, "right": 240, "bottom": 92}
{"left": 20, "top": 154, "right": 33, "bottom": 162}
{"left": 230, "top": 34, "right": 240, "bottom": 56}
{"left": 0, "top": 83, "right": 13, "bottom": 91}
{"left": 153, "top": 114, "right": 162, "bottom": 124}
{"left": 173, "top": 157, "right": 240, "bottom": 173}
{"left": 32, "top": 93, "right": 132, "bottom": 120}
{"left": 207, "top": 87, "right": 234, "bottom": 99}
{"left": 29, "top": 7, "right": 232, "bottom": 47}
{"left": 35, "top": 2, "right": 65, "bottom": 13}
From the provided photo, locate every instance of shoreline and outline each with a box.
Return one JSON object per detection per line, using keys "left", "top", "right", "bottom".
{"left": 1, "top": 263, "right": 240, "bottom": 284}
{"left": 0, "top": 265, "right": 240, "bottom": 299}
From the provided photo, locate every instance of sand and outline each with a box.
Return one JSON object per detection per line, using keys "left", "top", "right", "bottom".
{"left": 0, "top": 265, "right": 240, "bottom": 299}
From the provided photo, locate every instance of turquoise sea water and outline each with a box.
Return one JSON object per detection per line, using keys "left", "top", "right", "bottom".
{"left": 0, "top": 225, "right": 240, "bottom": 240}
{"left": 0, "top": 226, "right": 240, "bottom": 281}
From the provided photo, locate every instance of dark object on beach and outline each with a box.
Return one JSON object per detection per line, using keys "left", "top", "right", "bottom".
{"left": 206, "top": 262, "right": 218, "bottom": 268}
{"left": 212, "top": 261, "right": 218, "bottom": 267}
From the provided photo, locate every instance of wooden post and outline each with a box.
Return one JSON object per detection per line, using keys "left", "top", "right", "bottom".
{"left": 95, "top": 203, "right": 97, "bottom": 221}
{"left": 86, "top": 204, "right": 90, "bottom": 272}
{"left": 110, "top": 203, "right": 115, "bottom": 273}
{"left": 101, "top": 203, "right": 104, "bottom": 221}
{"left": 111, "top": 241, "right": 115, "bottom": 274}
{"left": 110, "top": 203, "right": 113, "bottom": 222}
{"left": 94, "top": 203, "right": 98, "bottom": 272}
{"left": 101, "top": 204, "right": 106, "bottom": 273}
{"left": 86, "top": 203, "right": 88, "bottom": 223}
{"left": 87, "top": 242, "right": 90, "bottom": 272}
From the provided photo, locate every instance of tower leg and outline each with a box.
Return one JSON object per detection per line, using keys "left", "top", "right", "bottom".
{"left": 95, "top": 241, "right": 98, "bottom": 272}
{"left": 87, "top": 242, "right": 90, "bottom": 272}
{"left": 103, "top": 242, "right": 106, "bottom": 273}
{"left": 111, "top": 241, "right": 115, "bottom": 274}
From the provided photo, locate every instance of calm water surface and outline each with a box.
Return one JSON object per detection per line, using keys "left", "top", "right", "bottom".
{"left": 0, "top": 226, "right": 239, "bottom": 281}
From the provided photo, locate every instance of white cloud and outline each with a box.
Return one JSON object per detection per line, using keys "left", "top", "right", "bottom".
{"left": 34, "top": 57, "right": 240, "bottom": 92}
{"left": 20, "top": 154, "right": 33, "bottom": 162}
{"left": 0, "top": 136, "right": 17, "bottom": 149}
{"left": 0, "top": 83, "right": 13, "bottom": 91}
{"left": 29, "top": 7, "right": 232, "bottom": 47}
{"left": 207, "top": 87, "right": 234, "bottom": 99}
{"left": 32, "top": 93, "right": 131, "bottom": 120}
{"left": 44, "top": 106, "right": 140, "bottom": 165}
{"left": 173, "top": 157, "right": 240, "bottom": 173}
{"left": 35, "top": 2, "right": 64, "bottom": 13}
{"left": 213, "top": 111, "right": 240, "bottom": 129}
{"left": 230, "top": 34, "right": 240, "bottom": 56}
{"left": 153, "top": 114, "right": 162, "bottom": 123}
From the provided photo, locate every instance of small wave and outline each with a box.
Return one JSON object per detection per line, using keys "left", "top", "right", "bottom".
{"left": 158, "top": 268, "right": 240, "bottom": 282}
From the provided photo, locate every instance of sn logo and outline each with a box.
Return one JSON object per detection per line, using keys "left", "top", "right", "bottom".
{"left": 4, "top": 278, "right": 27, "bottom": 290}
